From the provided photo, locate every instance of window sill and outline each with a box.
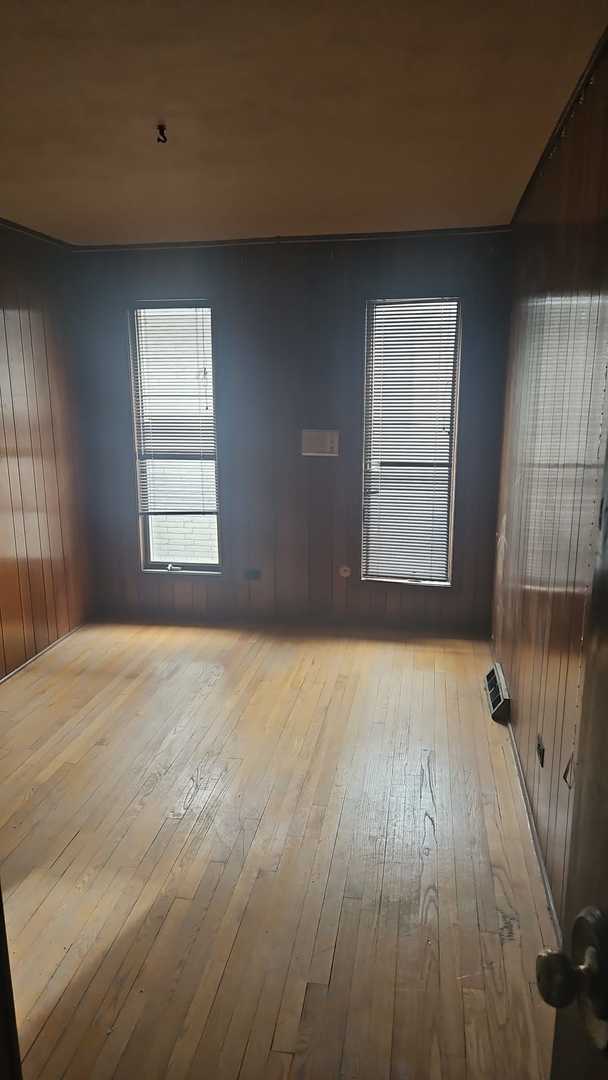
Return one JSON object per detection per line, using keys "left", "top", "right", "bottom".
{"left": 141, "top": 567, "right": 223, "bottom": 577}
{"left": 361, "top": 575, "right": 452, "bottom": 587}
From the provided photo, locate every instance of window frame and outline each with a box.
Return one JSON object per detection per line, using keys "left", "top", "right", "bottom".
{"left": 128, "top": 299, "right": 223, "bottom": 576}
{"left": 360, "top": 296, "right": 462, "bottom": 587}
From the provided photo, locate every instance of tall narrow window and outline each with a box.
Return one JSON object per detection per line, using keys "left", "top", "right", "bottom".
{"left": 130, "top": 303, "right": 221, "bottom": 571}
{"left": 361, "top": 298, "right": 461, "bottom": 584}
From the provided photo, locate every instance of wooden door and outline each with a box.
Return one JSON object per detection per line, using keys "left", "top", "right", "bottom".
{"left": 550, "top": 452, "right": 608, "bottom": 1076}
{"left": 0, "top": 880, "right": 21, "bottom": 1079}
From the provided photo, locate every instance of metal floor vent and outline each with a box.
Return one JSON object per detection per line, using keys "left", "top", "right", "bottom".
{"left": 484, "top": 662, "right": 510, "bottom": 724}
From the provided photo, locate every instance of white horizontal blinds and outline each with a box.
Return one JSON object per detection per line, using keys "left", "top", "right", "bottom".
{"left": 362, "top": 298, "right": 460, "bottom": 583}
{"left": 132, "top": 305, "right": 220, "bottom": 568}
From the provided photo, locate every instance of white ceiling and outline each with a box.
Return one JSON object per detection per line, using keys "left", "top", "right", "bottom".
{"left": 1, "top": 1, "right": 606, "bottom": 245}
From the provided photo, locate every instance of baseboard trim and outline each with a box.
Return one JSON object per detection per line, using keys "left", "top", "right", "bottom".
{"left": 0, "top": 625, "right": 83, "bottom": 688}
{"left": 89, "top": 609, "right": 491, "bottom": 640}
{"left": 506, "top": 719, "right": 562, "bottom": 946}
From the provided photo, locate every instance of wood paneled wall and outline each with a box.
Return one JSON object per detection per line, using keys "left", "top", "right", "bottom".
{"left": 493, "top": 49, "right": 608, "bottom": 920}
{"left": 72, "top": 231, "right": 511, "bottom": 635}
{"left": 0, "top": 224, "right": 89, "bottom": 679}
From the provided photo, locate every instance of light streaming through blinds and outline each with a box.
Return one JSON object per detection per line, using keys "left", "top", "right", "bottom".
{"left": 361, "top": 298, "right": 461, "bottom": 583}
{"left": 131, "top": 305, "right": 220, "bottom": 570}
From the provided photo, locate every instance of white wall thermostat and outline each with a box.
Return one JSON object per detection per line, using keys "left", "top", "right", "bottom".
{"left": 301, "top": 429, "right": 340, "bottom": 456}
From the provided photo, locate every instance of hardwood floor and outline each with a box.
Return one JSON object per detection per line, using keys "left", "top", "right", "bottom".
{"left": 0, "top": 623, "right": 557, "bottom": 1079}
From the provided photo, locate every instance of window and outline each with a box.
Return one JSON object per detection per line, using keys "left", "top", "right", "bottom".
{"left": 361, "top": 297, "right": 461, "bottom": 584}
{"left": 130, "top": 303, "right": 221, "bottom": 572}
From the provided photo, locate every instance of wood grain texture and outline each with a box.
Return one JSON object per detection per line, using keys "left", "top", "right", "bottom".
{"left": 0, "top": 224, "right": 89, "bottom": 679}
{"left": 0, "top": 622, "right": 556, "bottom": 1079}
{"left": 70, "top": 231, "right": 510, "bottom": 635}
{"left": 493, "top": 45, "right": 608, "bottom": 922}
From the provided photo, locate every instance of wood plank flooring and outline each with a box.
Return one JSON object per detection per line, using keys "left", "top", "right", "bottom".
{"left": 0, "top": 623, "right": 557, "bottom": 1079}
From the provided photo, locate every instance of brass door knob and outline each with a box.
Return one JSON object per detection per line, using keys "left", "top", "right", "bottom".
{"left": 536, "top": 906, "right": 608, "bottom": 1051}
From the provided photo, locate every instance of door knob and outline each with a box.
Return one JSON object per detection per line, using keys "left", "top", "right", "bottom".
{"left": 537, "top": 906, "right": 608, "bottom": 1051}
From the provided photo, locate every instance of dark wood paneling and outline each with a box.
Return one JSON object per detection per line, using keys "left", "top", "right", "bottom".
{"left": 494, "top": 49, "right": 608, "bottom": 921}
{"left": 0, "top": 225, "right": 89, "bottom": 679}
{"left": 72, "top": 232, "right": 511, "bottom": 636}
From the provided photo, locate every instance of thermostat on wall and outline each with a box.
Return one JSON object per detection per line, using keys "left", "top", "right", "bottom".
{"left": 301, "top": 429, "right": 340, "bottom": 456}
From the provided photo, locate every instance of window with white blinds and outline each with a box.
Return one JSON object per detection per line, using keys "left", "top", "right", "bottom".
{"left": 130, "top": 304, "right": 221, "bottom": 571}
{"left": 361, "top": 298, "right": 461, "bottom": 584}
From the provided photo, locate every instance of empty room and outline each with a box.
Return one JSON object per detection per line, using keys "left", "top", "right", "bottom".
{"left": 2, "top": 4, "right": 608, "bottom": 1078}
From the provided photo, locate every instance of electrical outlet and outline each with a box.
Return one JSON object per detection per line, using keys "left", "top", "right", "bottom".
{"left": 536, "top": 734, "right": 545, "bottom": 768}
{"left": 244, "top": 568, "right": 261, "bottom": 581}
